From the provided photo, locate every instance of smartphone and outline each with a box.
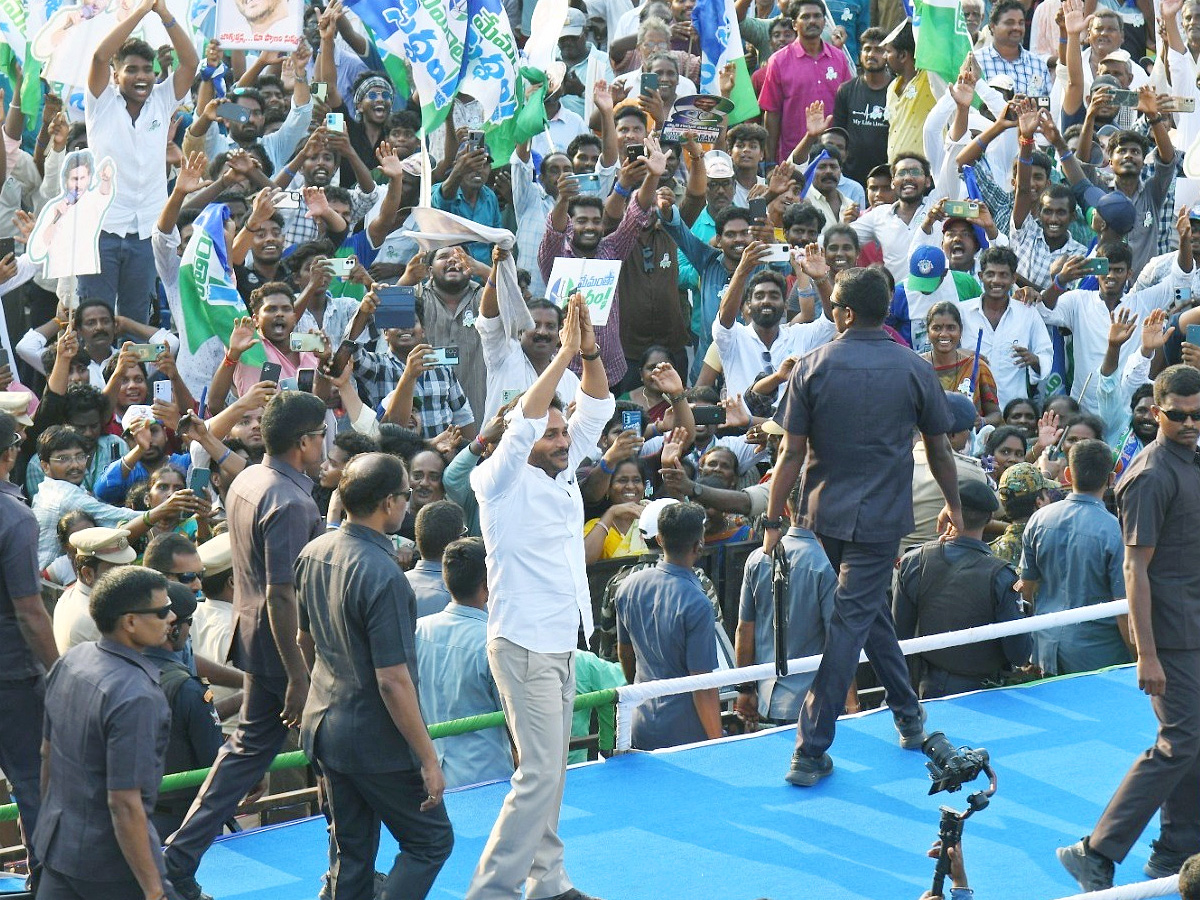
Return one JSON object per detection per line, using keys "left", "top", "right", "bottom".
{"left": 500, "top": 388, "right": 522, "bottom": 406}
{"left": 621, "top": 409, "right": 643, "bottom": 433}
{"left": 691, "top": 405, "right": 727, "bottom": 426}
{"left": 325, "top": 112, "right": 345, "bottom": 132}
{"left": 153, "top": 380, "right": 173, "bottom": 403}
{"left": 1081, "top": 257, "right": 1110, "bottom": 275}
{"left": 762, "top": 244, "right": 792, "bottom": 263}
{"left": 626, "top": 145, "right": 647, "bottom": 163}
{"left": 260, "top": 361, "right": 282, "bottom": 384}
{"left": 216, "top": 101, "right": 250, "bottom": 124}
{"left": 1173, "top": 285, "right": 1192, "bottom": 310}
{"left": 567, "top": 173, "right": 602, "bottom": 193}
{"left": 297, "top": 367, "right": 316, "bottom": 393}
{"left": 1167, "top": 96, "right": 1197, "bottom": 113}
{"left": 640, "top": 71, "right": 659, "bottom": 96}
{"left": 322, "top": 256, "right": 356, "bottom": 278}
{"left": 1188, "top": 324, "right": 1200, "bottom": 347}
{"left": 310, "top": 81, "right": 328, "bottom": 103}
{"left": 290, "top": 332, "right": 326, "bottom": 352}
{"left": 279, "top": 376, "right": 298, "bottom": 391}
{"left": 130, "top": 342, "right": 167, "bottom": 362}
{"left": 424, "top": 346, "right": 459, "bottom": 366}
{"left": 1108, "top": 88, "right": 1140, "bottom": 108}
{"left": 0, "top": 237, "right": 14, "bottom": 258}
{"left": 374, "top": 285, "right": 417, "bottom": 329}
{"left": 273, "top": 190, "right": 303, "bottom": 209}
{"left": 748, "top": 198, "right": 768, "bottom": 224}
{"left": 943, "top": 200, "right": 981, "bottom": 219}
{"left": 466, "top": 129, "right": 486, "bottom": 152}
{"left": 188, "top": 467, "right": 211, "bottom": 495}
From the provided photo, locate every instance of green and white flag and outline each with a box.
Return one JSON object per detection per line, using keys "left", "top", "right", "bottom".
{"left": 0, "top": 0, "right": 44, "bottom": 115}
{"left": 914, "top": 0, "right": 972, "bottom": 85}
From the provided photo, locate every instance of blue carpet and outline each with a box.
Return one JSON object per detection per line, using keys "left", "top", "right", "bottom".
{"left": 192, "top": 666, "right": 1179, "bottom": 900}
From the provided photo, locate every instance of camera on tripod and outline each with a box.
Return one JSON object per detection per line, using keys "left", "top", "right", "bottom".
{"left": 922, "top": 731, "right": 991, "bottom": 796}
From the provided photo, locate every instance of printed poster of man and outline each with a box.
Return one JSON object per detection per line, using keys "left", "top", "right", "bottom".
{"left": 31, "top": 0, "right": 138, "bottom": 85}
{"left": 27, "top": 150, "right": 116, "bottom": 280}
{"left": 215, "top": 0, "right": 302, "bottom": 50}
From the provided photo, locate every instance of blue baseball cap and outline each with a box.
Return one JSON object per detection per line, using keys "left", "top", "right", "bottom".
{"left": 907, "top": 245, "right": 947, "bottom": 294}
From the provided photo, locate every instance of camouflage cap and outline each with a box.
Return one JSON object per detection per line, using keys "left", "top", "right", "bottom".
{"left": 998, "top": 462, "right": 1060, "bottom": 500}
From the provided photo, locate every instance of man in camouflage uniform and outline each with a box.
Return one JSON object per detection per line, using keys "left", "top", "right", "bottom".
{"left": 991, "top": 463, "right": 1059, "bottom": 565}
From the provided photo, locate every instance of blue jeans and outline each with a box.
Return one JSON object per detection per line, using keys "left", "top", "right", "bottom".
{"left": 76, "top": 231, "right": 157, "bottom": 325}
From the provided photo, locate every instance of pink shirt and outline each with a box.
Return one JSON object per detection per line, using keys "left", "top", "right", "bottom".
{"left": 757, "top": 40, "right": 852, "bottom": 162}
{"left": 233, "top": 340, "right": 319, "bottom": 396}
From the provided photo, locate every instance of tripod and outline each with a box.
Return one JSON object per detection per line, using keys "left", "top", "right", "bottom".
{"left": 930, "top": 777, "right": 995, "bottom": 897}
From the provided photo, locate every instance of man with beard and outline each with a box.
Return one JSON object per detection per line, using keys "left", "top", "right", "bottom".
{"left": 187, "top": 78, "right": 314, "bottom": 176}
{"left": 832, "top": 27, "right": 891, "bottom": 186}
{"left": 231, "top": 193, "right": 289, "bottom": 304}
{"left": 714, "top": 241, "right": 835, "bottom": 399}
{"left": 1112, "top": 384, "right": 1158, "bottom": 478}
{"left": 959, "top": 246, "right": 1055, "bottom": 408}
{"left": 396, "top": 247, "right": 486, "bottom": 425}
{"left": 433, "top": 143, "right": 503, "bottom": 266}
{"left": 910, "top": 197, "right": 996, "bottom": 287}
{"left": 478, "top": 249, "right": 580, "bottom": 421}
{"left": 83, "top": 0, "right": 199, "bottom": 325}
{"left": 851, "top": 155, "right": 945, "bottom": 284}
{"left": 277, "top": 128, "right": 380, "bottom": 248}
{"left": 96, "top": 407, "right": 192, "bottom": 504}
{"left": 323, "top": 70, "right": 395, "bottom": 186}
{"left": 511, "top": 146, "right": 575, "bottom": 298}
{"left": 538, "top": 139, "right": 669, "bottom": 388}
{"left": 207, "top": 284, "right": 323, "bottom": 414}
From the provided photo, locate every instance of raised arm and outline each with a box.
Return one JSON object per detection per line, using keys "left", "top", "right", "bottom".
{"left": 90, "top": 0, "right": 154, "bottom": 98}
{"left": 719, "top": 241, "right": 770, "bottom": 328}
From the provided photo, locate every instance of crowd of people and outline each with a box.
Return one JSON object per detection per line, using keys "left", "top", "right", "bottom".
{"left": 2, "top": 0, "right": 1200, "bottom": 896}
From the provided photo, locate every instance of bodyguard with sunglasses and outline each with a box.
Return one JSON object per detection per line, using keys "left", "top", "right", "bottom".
{"left": 1060, "top": 364, "right": 1200, "bottom": 890}
{"left": 34, "top": 566, "right": 179, "bottom": 900}
{"left": 163, "top": 391, "right": 327, "bottom": 900}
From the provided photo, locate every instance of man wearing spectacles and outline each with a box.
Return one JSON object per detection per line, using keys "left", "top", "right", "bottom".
{"left": 34, "top": 566, "right": 178, "bottom": 900}
{"left": 1060, "top": 365, "right": 1200, "bottom": 890}
{"left": 164, "top": 391, "right": 326, "bottom": 900}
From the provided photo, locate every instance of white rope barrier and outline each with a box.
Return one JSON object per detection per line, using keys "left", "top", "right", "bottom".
{"left": 1050, "top": 875, "right": 1179, "bottom": 900}
{"left": 614, "top": 599, "right": 1130, "bottom": 752}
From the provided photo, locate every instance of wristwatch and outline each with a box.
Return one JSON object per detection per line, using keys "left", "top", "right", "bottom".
{"left": 761, "top": 517, "right": 786, "bottom": 530}
{"left": 666, "top": 391, "right": 686, "bottom": 404}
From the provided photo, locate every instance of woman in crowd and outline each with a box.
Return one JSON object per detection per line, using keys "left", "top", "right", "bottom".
{"left": 921, "top": 301, "right": 1002, "bottom": 426}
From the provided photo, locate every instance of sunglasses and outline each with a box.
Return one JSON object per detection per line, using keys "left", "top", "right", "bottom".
{"left": 127, "top": 605, "right": 173, "bottom": 619}
{"left": 171, "top": 571, "right": 203, "bottom": 583}
{"left": 1158, "top": 407, "right": 1200, "bottom": 423}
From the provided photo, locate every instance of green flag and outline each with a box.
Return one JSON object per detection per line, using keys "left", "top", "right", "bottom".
{"left": 483, "top": 65, "right": 547, "bottom": 168}
{"left": 915, "top": 0, "right": 972, "bottom": 85}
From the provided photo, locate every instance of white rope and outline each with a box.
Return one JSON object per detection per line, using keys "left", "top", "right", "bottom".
{"left": 1050, "top": 874, "right": 1179, "bottom": 900}
{"left": 614, "top": 599, "right": 1130, "bottom": 752}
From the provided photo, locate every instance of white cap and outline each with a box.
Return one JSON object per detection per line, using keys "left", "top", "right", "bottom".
{"left": 704, "top": 150, "right": 735, "bottom": 179}
{"left": 639, "top": 498, "right": 680, "bottom": 541}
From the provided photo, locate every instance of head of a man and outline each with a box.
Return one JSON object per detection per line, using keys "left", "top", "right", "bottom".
{"left": 1065, "top": 438, "right": 1115, "bottom": 495}
{"left": 884, "top": 21, "right": 916, "bottom": 74}
{"left": 1152, "top": 365, "right": 1200, "bottom": 449}
{"left": 714, "top": 207, "right": 753, "bottom": 264}
{"left": 539, "top": 153, "right": 573, "bottom": 198}
{"left": 866, "top": 165, "right": 895, "bottom": 207}
{"left": 744, "top": 271, "right": 788, "bottom": 331}
{"left": 978, "top": 246, "right": 1019, "bottom": 304}
{"left": 567, "top": 134, "right": 602, "bottom": 174}
{"left": 415, "top": 499, "right": 465, "bottom": 563}
{"left": 769, "top": 16, "right": 798, "bottom": 51}
{"left": 1088, "top": 9, "right": 1124, "bottom": 59}
{"left": 656, "top": 500, "right": 707, "bottom": 563}
{"left": 443, "top": 537, "right": 487, "bottom": 606}
{"left": 319, "top": 430, "right": 378, "bottom": 490}
{"left": 813, "top": 147, "right": 843, "bottom": 196}
{"left": 144, "top": 532, "right": 205, "bottom": 597}
{"left": 261, "top": 390, "right": 327, "bottom": 467}
{"left": 941, "top": 218, "right": 981, "bottom": 271}
{"left": 250, "top": 282, "right": 297, "bottom": 350}
{"left": 409, "top": 449, "right": 447, "bottom": 512}
{"left": 830, "top": 267, "right": 889, "bottom": 332}
{"left": 112, "top": 39, "right": 156, "bottom": 106}
{"left": 90, "top": 565, "right": 172, "bottom": 649}
{"left": 38, "top": 425, "right": 90, "bottom": 486}
{"left": 614, "top": 107, "right": 649, "bottom": 150}
{"left": 989, "top": 0, "right": 1026, "bottom": 50}
{"left": 568, "top": 196, "right": 606, "bottom": 254}
{"left": 1110, "top": 130, "right": 1150, "bottom": 181}
{"left": 791, "top": 0, "right": 826, "bottom": 41}
{"left": 227, "top": 87, "right": 266, "bottom": 142}
{"left": 352, "top": 72, "right": 393, "bottom": 126}
{"left": 521, "top": 300, "right": 563, "bottom": 361}
{"left": 528, "top": 395, "right": 571, "bottom": 477}
{"left": 76, "top": 298, "right": 116, "bottom": 360}
{"left": 728, "top": 123, "right": 768, "bottom": 175}
{"left": 339, "top": 452, "right": 409, "bottom": 533}
{"left": 891, "top": 155, "right": 932, "bottom": 207}
{"left": 859, "top": 27, "right": 887, "bottom": 71}
{"left": 1130, "top": 384, "right": 1157, "bottom": 444}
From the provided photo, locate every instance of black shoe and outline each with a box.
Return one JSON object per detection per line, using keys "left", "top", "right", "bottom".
{"left": 539, "top": 890, "right": 606, "bottom": 900}
{"left": 1057, "top": 838, "right": 1114, "bottom": 892}
{"left": 1144, "top": 840, "right": 1192, "bottom": 879}
{"left": 319, "top": 870, "right": 389, "bottom": 900}
{"left": 166, "top": 871, "right": 212, "bottom": 900}
{"left": 784, "top": 749, "right": 833, "bottom": 786}
{"left": 894, "top": 706, "right": 927, "bottom": 750}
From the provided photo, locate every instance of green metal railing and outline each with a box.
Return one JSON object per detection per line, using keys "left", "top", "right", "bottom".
{"left": 0, "top": 688, "right": 619, "bottom": 824}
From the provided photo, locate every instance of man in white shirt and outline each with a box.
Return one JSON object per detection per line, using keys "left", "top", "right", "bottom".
{"left": 466, "top": 295, "right": 611, "bottom": 900}
{"left": 79, "top": 0, "right": 198, "bottom": 325}
{"left": 851, "top": 155, "right": 945, "bottom": 283}
{"left": 713, "top": 241, "right": 835, "bottom": 400}
{"left": 1038, "top": 230, "right": 1194, "bottom": 415}
{"left": 959, "top": 246, "right": 1054, "bottom": 408}
{"left": 477, "top": 253, "right": 580, "bottom": 421}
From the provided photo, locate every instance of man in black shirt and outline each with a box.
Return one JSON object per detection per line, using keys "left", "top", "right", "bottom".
{"left": 764, "top": 266, "right": 962, "bottom": 786}
{"left": 832, "top": 26, "right": 891, "bottom": 187}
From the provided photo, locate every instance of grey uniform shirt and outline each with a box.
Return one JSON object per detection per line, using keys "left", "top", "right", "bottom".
{"left": 1116, "top": 436, "right": 1200, "bottom": 650}
{"left": 616, "top": 561, "right": 717, "bottom": 751}
{"left": 775, "top": 328, "right": 954, "bottom": 543}
{"left": 416, "top": 280, "right": 485, "bottom": 427}
{"left": 34, "top": 638, "right": 170, "bottom": 881}
{"left": 227, "top": 457, "right": 323, "bottom": 678}
{"left": 0, "top": 478, "right": 43, "bottom": 680}
{"left": 739, "top": 527, "right": 838, "bottom": 721}
{"left": 297, "top": 522, "right": 420, "bottom": 774}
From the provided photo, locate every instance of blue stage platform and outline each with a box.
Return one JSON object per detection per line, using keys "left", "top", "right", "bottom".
{"left": 170, "top": 665, "right": 1176, "bottom": 899}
